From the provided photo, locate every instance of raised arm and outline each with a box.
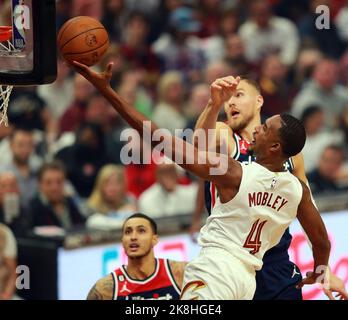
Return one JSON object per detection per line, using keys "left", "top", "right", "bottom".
{"left": 194, "top": 77, "right": 238, "bottom": 154}
{"left": 296, "top": 181, "right": 331, "bottom": 289}
{"left": 70, "top": 62, "right": 242, "bottom": 191}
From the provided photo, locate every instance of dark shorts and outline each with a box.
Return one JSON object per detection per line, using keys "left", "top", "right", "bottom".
{"left": 253, "top": 259, "right": 303, "bottom": 300}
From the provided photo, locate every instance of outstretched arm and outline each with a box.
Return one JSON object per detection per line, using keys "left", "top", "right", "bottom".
{"left": 292, "top": 154, "right": 348, "bottom": 299}
{"left": 296, "top": 181, "right": 331, "bottom": 289}
{"left": 70, "top": 61, "right": 242, "bottom": 190}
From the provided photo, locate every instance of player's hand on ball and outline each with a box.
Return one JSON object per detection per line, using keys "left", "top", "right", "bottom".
{"left": 210, "top": 76, "right": 240, "bottom": 109}
{"left": 71, "top": 61, "right": 113, "bottom": 90}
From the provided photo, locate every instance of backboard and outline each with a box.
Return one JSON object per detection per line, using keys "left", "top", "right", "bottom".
{"left": 0, "top": 0, "right": 57, "bottom": 85}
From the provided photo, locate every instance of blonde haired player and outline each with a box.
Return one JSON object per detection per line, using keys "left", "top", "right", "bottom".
{"left": 69, "top": 61, "right": 331, "bottom": 300}
{"left": 192, "top": 75, "right": 347, "bottom": 300}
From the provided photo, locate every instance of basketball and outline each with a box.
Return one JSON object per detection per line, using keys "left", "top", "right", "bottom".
{"left": 57, "top": 16, "right": 109, "bottom": 67}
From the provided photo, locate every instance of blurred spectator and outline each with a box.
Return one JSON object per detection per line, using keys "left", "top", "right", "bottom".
{"left": 204, "top": 61, "right": 234, "bottom": 86}
{"left": 0, "top": 224, "right": 17, "bottom": 300}
{"left": 56, "top": 0, "right": 73, "bottom": 29}
{"left": 258, "top": 54, "right": 296, "bottom": 118}
{"left": 37, "top": 58, "right": 74, "bottom": 121}
{"left": 87, "top": 164, "right": 137, "bottom": 215}
{"left": 0, "top": 128, "right": 41, "bottom": 210}
{"left": 52, "top": 94, "right": 125, "bottom": 164}
{"left": 101, "top": 0, "right": 127, "bottom": 42}
{"left": 308, "top": 145, "right": 348, "bottom": 195}
{"left": 152, "top": 71, "right": 187, "bottom": 134}
{"left": 335, "top": 0, "right": 348, "bottom": 43}
{"left": 147, "top": 0, "right": 184, "bottom": 44}
{"left": 199, "top": 8, "right": 241, "bottom": 64}
{"left": 294, "top": 48, "right": 323, "bottom": 85}
{"left": 197, "top": 0, "right": 225, "bottom": 38}
{"left": 120, "top": 12, "right": 161, "bottom": 88}
{"left": 124, "top": 0, "right": 160, "bottom": 16}
{"left": 224, "top": 33, "right": 255, "bottom": 77}
{"left": 117, "top": 70, "right": 153, "bottom": 117}
{"left": 8, "top": 87, "right": 56, "bottom": 139}
{"left": 28, "top": 162, "right": 85, "bottom": 230}
{"left": 292, "top": 58, "right": 348, "bottom": 129}
{"left": 298, "top": 0, "right": 345, "bottom": 59}
{"left": 185, "top": 83, "right": 210, "bottom": 130}
{"left": 0, "top": 172, "right": 27, "bottom": 236}
{"left": 339, "top": 104, "right": 348, "bottom": 160}
{"left": 239, "top": 0, "right": 300, "bottom": 66}
{"left": 301, "top": 106, "right": 343, "bottom": 173}
{"left": 338, "top": 52, "right": 348, "bottom": 87}
{"left": 73, "top": 0, "right": 102, "bottom": 19}
{"left": 273, "top": 0, "right": 310, "bottom": 23}
{"left": 59, "top": 74, "right": 96, "bottom": 134}
{"left": 84, "top": 94, "right": 127, "bottom": 164}
{"left": 139, "top": 162, "right": 198, "bottom": 218}
{"left": 152, "top": 6, "right": 205, "bottom": 83}
{"left": 55, "top": 123, "right": 110, "bottom": 198}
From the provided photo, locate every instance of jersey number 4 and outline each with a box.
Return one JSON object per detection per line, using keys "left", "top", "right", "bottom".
{"left": 243, "top": 219, "right": 267, "bottom": 255}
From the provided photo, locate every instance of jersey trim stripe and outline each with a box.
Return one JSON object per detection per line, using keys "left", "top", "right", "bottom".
{"left": 289, "top": 157, "right": 294, "bottom": 171}
{"left": 164, "top": 260, "right": 181, "bottom": 295}
{"left": 111, "top": 271, "right": 118, "bottom": 300}
{"left": 233, "top": 133, "right": 240, "bottom": 159}
{"left": 211, "top": 183, "right": 216, "bottom": 209}
{"left": 121, "top": 259, "right": 160, "bottom": 284}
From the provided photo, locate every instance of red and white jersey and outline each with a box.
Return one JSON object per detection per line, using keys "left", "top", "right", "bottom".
{"left": 199, "top": 162, "right": 303, "bottom": 271}
{"left": 111, "top": 258, "right": 181, "bottom": 300}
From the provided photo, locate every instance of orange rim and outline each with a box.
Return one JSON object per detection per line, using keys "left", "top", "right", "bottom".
{"left": 0, "top": 26, "right": 12, "bottom": 42}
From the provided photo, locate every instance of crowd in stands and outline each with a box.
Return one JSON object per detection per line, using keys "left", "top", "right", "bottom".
{"left": 1, "top": 0, "right": 348, "bottom": 299}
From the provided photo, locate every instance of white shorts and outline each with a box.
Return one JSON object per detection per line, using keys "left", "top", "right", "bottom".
{"left": 181, "top": 247, "right": 256, "bottom": 300}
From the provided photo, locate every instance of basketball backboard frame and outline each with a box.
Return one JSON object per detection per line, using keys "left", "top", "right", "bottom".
{"left": 0, "top": 0, "right": 57, "bottom": 85}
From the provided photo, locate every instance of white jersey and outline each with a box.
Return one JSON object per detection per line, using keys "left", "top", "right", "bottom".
{"left": 198, "top": 162, "right": 303, "bottom": 271}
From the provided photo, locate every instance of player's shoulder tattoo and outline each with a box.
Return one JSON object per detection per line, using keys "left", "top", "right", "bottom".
{"left": 87, "top": 274, "right": 114, "bottom": 300}
{"left": 169, "top": 260, "right": 187, "bottom": 290}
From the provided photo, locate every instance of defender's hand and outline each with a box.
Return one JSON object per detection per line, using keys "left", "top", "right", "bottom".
{"left": 323, "top": 273, "right": 348, "bottom": 300}
{"left": 296, "top": 271, "right": 318, "bottom": 289}
{"left": 70, "top": 61, "right": 114, "bottom": 91}
{"left": 210, "top": 76, "right": 240, "bottom": 109}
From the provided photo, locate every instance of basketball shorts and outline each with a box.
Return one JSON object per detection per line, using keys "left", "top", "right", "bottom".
{"left": 253, "top": 259, "right": 303, "bottom": 300}
{"left": 181, "top": 247, "right": 256, "bottom": 300}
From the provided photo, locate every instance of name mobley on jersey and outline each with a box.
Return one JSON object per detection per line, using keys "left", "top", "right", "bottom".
{"left": 248, "top": 191, "right": 288, "bottom": 212}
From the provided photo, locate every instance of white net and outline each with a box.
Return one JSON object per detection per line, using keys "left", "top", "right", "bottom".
{"left": 0, "top": 38, "right": 17, "bottom": 54}
{"left": 0, "top": 84, "right": 12, "bottom": 127}
{"left": 0, "top": 29, "right": 15, "bottom": 127}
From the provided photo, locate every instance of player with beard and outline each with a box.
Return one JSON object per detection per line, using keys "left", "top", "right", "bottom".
{"left": 87, "top": 213, "right": 186, "bottom": 300}
{"left": 190, "top": 76, "right": 347, "bottom": 300}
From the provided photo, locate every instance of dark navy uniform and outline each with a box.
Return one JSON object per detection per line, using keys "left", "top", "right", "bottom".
{"left": 205, "top": 133, "right": 303, "bottom": 300}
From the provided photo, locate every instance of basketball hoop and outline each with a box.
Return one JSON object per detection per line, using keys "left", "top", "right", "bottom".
{"left": 0, "top": 26, "right": 15, "bottom": 127}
